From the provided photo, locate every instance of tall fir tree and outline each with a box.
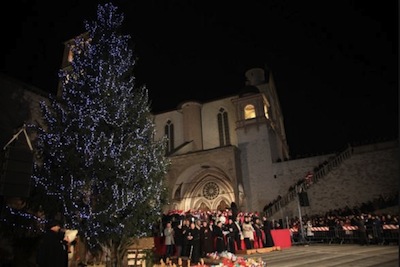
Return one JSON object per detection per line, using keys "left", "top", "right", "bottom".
{"left": 33, "top": 3, "right": 169, "bottom": 265}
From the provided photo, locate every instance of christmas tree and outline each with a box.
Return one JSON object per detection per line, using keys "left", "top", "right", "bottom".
{"left": 33, "top": 3, "right": 169, "bottom": 265}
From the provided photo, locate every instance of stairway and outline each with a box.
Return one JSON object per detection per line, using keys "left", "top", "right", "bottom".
{"left": 264, "top": 145, "right": 353, "bottom": 218}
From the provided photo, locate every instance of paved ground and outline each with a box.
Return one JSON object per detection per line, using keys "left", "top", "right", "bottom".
{"left": 242, "top": 244, "right": 399, "bottom": 267}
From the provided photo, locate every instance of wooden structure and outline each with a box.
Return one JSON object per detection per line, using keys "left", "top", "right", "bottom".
{"left": 127, "top": 237, "right": 155, "bottom": 267}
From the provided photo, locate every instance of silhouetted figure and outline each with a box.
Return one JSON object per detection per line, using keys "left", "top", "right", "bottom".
{"left": 36, "top": 219, "right": 69, "bottom": 267}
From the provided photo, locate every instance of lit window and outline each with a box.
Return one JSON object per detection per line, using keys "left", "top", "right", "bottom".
{"left": 244, "top": 104, "right": 256, "bottom": 119}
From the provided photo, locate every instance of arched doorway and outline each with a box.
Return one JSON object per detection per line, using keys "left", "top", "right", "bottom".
{"left": 216, "top": 200, "right": 229, "bottom": 211}
{"left": 198, "top": 202, "right": 210, "bottom": 211}
{"left": 182, "top": 176, "right": 234, "bottom": 211}
{"left": 171, "top": 164, "right": 237, "bottom": 212}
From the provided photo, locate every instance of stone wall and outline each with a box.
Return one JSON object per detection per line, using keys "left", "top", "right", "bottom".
{"left": 269, "top": 141, "right": 399, "bottom": 220}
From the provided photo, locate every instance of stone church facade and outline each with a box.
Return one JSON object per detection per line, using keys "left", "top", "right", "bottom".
{"left": 1, "top": 38, "right": 398, "bottom": 218}
{"left": 152, "top": 67, "right": 290, "bottom": 213}
{"left": 150, "top": 69, "right": 399, "bottom": 216}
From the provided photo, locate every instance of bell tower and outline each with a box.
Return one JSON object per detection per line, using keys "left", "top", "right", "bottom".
{"left": 232, "top": 67, "right": 289, "bottom": 211}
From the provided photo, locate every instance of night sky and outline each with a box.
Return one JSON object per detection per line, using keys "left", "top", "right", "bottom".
{"left": 1, "top": 0, "right": 398, "bottom": 157}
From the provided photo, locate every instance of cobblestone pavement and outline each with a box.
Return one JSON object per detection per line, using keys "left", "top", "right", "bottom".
{"left": 242, "top": 244, "right": 399, "bottom": 267}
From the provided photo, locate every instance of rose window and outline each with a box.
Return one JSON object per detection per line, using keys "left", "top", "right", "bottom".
{"left": 203, "top": 182, "right": 220, "bottom": 200}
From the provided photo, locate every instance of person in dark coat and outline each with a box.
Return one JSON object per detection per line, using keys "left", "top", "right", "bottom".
{"left": 230, "top": 202, "right": 239, "bottom": 222}
{"left": 226, "top": 217, "right": 237, "bottom": 254}
{"left": 262, "top": 216, "right": 275, "bottom": 247}
{"left": 200, "top": 221, "right": 214, "bottom": 257}
{"left": 185, "top": 221, "right": 201, "bottom": 263}
{"left": 352, "top": 215, "right": 369, "bottom": 246}
{"left": 36, "top": 219, "right": 69, "bottom": 267}
{"left": 181, "top": 219, "right": 190, "bottom": 257}
{"left": 213, "top": 221, "right": 226, "bottom": 253}
{"left": 173, "top": 222, "right": 185, "bottom": 257}
{"left": 253, "top": 217, "right": 263, "bottom": 248}
{"left": 232, "top": 216, "right": 243, "bottom": 250}
{"left": 371, "top": 215, "right": 383, "bottom": 244}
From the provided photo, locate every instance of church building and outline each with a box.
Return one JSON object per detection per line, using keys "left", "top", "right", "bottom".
{"left": 152, "top": 67, "right": 290, "bottom": 213}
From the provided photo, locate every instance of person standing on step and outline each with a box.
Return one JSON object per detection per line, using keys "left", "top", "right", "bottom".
{"left": 226, "top": 217, "right": 237, "bottom": 254}
{"left": 353, "top": 215, "right": 369, "bottom": 246}
{"left": 164, "top": 222, "right": 175, "bottom": 259}
{"left": 242, "top": 215, "right": 255, "bottom": 250}
{"left": 262, "top": 216, "right": 275, "bottom": 247}
{"left": 173, "top": 221, "right": 184, "bottom": 257}
{"left": 213, "top": 221, "right": 226, "bottom": 253}
{"left": 186, "top": 221, "right": 201, "bottom": 263}
{"left": 200, "top": 220, "right": 214, "bottom": 257}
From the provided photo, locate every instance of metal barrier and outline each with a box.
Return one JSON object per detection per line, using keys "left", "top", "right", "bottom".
{"left": 290, "top": 225, "right": 399, "bottom": 245}
{"left": 381, "top": 224, "right": 399, "bottom": 245}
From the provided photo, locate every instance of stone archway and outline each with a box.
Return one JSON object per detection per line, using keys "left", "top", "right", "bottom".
{"left": 216, "top": 200, "right": 229, "bottom": 211}
{"left": 188, "top": 177, "right": 233, "bottom": 210}
{"left": 198, "top": 202, "right": 210, "bottom": 211}
{"left": 179, "top": 173, "right": 234, "bottom": 211}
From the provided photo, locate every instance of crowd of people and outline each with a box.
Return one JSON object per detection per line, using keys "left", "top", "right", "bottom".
{"left": 155, "top": 207, "right": 278, "bottom": 263}
{"left": 155, "top": 198, "right": 399, "bottom": 263}
{"left": 32, "top": 205, "right": 275, "bottom": 266}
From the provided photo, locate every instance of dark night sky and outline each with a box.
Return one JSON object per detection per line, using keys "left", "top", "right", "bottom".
{"left": 1, "top": 0, "right": 398, "bottom": 157}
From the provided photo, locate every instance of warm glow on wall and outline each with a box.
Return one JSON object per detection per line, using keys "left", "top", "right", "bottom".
{"left": 244, "top": 104, "right": 256, "bottom": 119}
{"left": 264, "top": 103, "right": 269, "bottom": 119}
